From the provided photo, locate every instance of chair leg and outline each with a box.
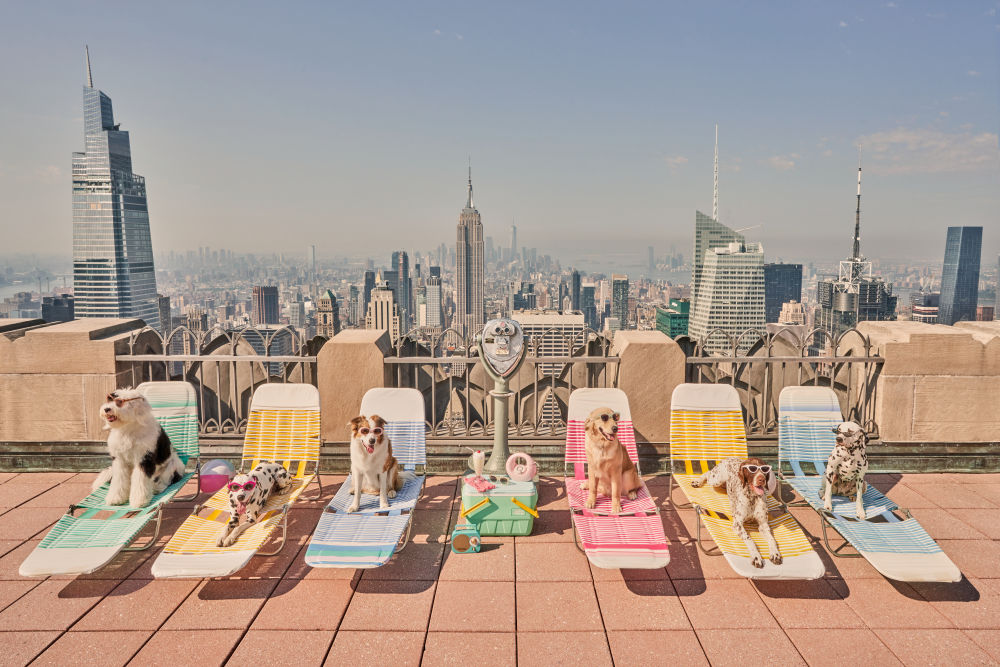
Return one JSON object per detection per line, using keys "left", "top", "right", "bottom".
{"left": 173, "top": 462, "right": 201, "bottom": 503}
{"left": 311, "top": 473, "right": 324, "bottom": 500}
{"left": 820, "top": 516, "right": 862, "bottom": 558}
{"left": 570, "top": 511, "right": 587, "bottom": 554}
{"left": 666, "top": 474, "right": 694, "bottom": 510}
{"left": 124, "top": 506, "right": 163, "bottom": 552}
{"left": 394, "top": 513, "right": 415, "bottom": 554}
{"left": 256, "top": 507, "right": 289, "bottom": 557}
{"left": 693, "top": 506, "right": 721, "bottom": 556}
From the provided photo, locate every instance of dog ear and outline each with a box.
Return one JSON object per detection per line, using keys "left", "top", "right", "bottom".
{"left": 348, "top": 415, "right": 365, "bottom": 431}
{"left": 737, "top": 464, "right": 750, "bottom": 488}
{"left": 370, "top": 414, "right": 386, "bottom": 429}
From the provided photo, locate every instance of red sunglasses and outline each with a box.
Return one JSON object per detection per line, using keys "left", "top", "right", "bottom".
{"left": 358, "top": 427, "right": 383, "bottom": 436}
{"left": 228, "top": 480, "right": 257, "bottom": 492}
{"left": 106, "top": 393, "right": 141, "bottom": 408}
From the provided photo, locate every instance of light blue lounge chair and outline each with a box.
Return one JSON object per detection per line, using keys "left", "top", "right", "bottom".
{"left": 304, "top": 388, "right": 425, "bottom": 568}
{"left": 778, "top": 386, "right": 961, "bottom": 582}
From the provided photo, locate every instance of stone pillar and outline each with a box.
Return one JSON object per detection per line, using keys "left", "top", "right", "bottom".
{"left": 612, "top": 330, "right": 686, "bottom": 443}
{"left": 317, "top": 329, "right": 393, "bottom": 442}
{"left": 0, "top": 318, "right": 147, "bottom": 441}
{"left": 859, "top": 321, "right": 1000, "bottom": 442}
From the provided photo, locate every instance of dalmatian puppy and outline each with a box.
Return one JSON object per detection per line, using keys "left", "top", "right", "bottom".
{"left": 819, "top": 421, "right": 869, "bottom": 519}
{"left": 216, "top": 462, "right": 290, "bottom": 547}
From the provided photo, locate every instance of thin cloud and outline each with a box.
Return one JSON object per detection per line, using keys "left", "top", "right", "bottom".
{"left": 433, "top": 29, "right": 441, "bottom": 36}
{"left": 885, "top": 1, "right": 897, "bottom": 7}
{"left": 763, "top": 154, "right": 799, "bottom": 171}
{"left": 968, "top": 70, "right": 981, "bottom": 77}
{"left": 664, "top": 155, "right": 688, "bottom": 172}
{"left": 839, "top": 20, "right": 848, "bottom": 27}
{"left": 32, "top": 165, "right": 61, "bottom": 183}
{"left": 858, "top": 126, "right": 1000, "bottom": 174}
{"left": 822, "top": 149, "right": 834, "bottom": 157}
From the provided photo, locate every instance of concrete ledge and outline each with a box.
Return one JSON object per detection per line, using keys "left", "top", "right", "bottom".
{"left": 612, "top": 330, "right": 685, "bottom": 443}
{"left": 317, "top": 329, "right": 393, "bottom": 442}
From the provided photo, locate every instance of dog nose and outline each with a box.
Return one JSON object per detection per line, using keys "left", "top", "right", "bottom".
{"left": 369, "top": 438, "right": 376, "bottom": 445}
{"left": 611, "top": 426, "right": 618, "bottom": 434}
{"left": 104, "top": 406, "right": 112, "bottom": 413}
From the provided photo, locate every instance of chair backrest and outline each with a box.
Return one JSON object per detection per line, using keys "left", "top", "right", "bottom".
{"left": 669, "top": 383, "right": 746, "bottom": 475}
{"left": 138, "top": 381, "right": 199, "bottom": 464}
{"left": 565, "top": 388, "right": 637, "bottom": 479}
{"left": 778, "top": 386, "right": 842, "bottom": 478}
{"left": 359, "top": 388, "right": 426, "bottom": 470}
{"left": 243, "top": 383, "right": 321, "bottom": 479}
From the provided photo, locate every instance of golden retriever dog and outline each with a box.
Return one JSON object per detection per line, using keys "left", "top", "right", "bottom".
{"left": 580, "top": 406, "right": 642, "bottom": 513}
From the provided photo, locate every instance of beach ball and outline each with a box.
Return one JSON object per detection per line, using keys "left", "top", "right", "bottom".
{"left": 200, "top": 459, "right": 235, "bottom": 494}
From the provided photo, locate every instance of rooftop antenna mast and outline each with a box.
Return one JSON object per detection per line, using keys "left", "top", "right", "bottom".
{"left": 85, "top": 45, "right": 93, "bottom": 88}
{"left": 713, "top": 124, "right": 719, "bottom": 221}
{"left": 852, "top": 144, "right": 862, "bottom": 261}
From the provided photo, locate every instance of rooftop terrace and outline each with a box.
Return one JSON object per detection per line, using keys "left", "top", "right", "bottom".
{"left": 1, "top": 471, "right": 998, "bottom": 665}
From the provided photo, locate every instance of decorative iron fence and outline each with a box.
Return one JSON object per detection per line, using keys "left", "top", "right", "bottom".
{"left": 385, "top": 327, "right": 618, "bottom": 439}
{"left": 683, "top": 326, "right": 884, "bottom": 438}
{"left": 116, "top": 324, "right": 317, "bottom": 435}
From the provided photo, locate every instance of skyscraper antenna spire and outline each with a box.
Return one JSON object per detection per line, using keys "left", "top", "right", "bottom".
{"left": 85, "top": 45, "right": 93, "bottom": 88}
{"left": 852, "top": 143, "right": 862, "bottom": 261}
{"left": 466, "top": 157, "right": 474, "bottom": 209}
{"left": 713, "top": 124, "right": 719, "bottom": 221}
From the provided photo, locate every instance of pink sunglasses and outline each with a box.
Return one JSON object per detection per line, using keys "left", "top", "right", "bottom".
{"left": 228, "top": 480, "right": 256, "bottom": 492}
{"left": 358, "top": 427, "right": 383, "bottom": 436}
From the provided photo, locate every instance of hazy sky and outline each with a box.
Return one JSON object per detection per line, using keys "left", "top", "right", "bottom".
{"left": 1, "top": 1, "right": 997, "bottom": 266}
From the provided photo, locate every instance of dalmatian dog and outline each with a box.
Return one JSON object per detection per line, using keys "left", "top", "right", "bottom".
{"left": 691, "top": 456, "right": 781, "bottom": 569}
{"left": 819, "top": 421, "right": 869, "bottom": 519}
{"left": 216, "top": 462, "right": 290, "bottom": 547}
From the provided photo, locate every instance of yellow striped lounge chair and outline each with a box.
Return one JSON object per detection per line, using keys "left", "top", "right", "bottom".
{"left": 669, "top": 383, "right": 824, "bottom": 580}
{"left": 20, "top": 381, "right": 200, "bottom": 577}
{"left": 566, "top": 388, "right": 669, "bottom": 569}
{"left": 151, "top": 383, "right": 321, "bottom": 578}
{"left": 779, "top": 386, "right": 961, "bottom": 582}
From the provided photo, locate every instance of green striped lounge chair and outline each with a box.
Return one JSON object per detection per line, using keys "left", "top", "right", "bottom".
{"left": 778, "top": 385, "right": 961, "bottom": 582}
{"left": 20, "top": 381, "right": 200, "bottom": 577}
{"left": 304, "top": 388, "right": 426, "bottom": 569}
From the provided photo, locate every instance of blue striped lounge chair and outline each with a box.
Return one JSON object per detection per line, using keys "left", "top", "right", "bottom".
{"left": 20, "top": 381, "right": 200, "bottom": 577}
{"left": 778, "top": 385, "right": 961, "bottom": 582}
{"left": 304, "top": 388, "right": 426, "bottom": 569}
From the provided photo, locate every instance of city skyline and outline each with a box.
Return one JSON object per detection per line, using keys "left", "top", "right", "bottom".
{"left": 0, "top": 3, "right": 997, "bottom": 264}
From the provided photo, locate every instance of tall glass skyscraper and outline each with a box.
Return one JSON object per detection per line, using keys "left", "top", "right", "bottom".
{"left": 72, "top": 47, "right": 159, "bottom": 328}
{"left": 938, "top": 226, "right": 983, "bottom": 326}
{"left": 764, "top": 263, "right": 803, "bottom": 323}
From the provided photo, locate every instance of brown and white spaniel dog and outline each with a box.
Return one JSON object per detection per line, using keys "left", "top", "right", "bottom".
{"left": 691, "top": 456, "right": 781, "bottom": 568}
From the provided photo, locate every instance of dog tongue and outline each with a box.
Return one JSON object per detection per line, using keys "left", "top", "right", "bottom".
{"left": 366, "top": 445, "right": 374, "bottom": 454}
{"left": 236, "top": 502, "right": 246, "bottom": 515}
{"left": 753, "top": 485, "right": 766, "bottom": 496}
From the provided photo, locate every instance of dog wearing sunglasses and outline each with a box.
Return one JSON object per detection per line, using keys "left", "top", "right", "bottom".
{"left": 347, "top": 415, "right": 414, "bottom": 512}
{"left": 580, "top": 407, "right": 642, "bottom": 514}
{"left": 92, "top": 388, "right": 186, "bottom": 508}
{"left": 216, "top": 462, "right": 291, "bottom": 547}
{"left": 691, "top": 457, "right": 781, "bottom": 568}
{"left": 820, "top": 421, "right": 869, "bottom": 519}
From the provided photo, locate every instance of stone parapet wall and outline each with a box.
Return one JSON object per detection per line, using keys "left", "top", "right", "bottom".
{"left": 859, "top": 321, "right": 1000, "bottom": 442}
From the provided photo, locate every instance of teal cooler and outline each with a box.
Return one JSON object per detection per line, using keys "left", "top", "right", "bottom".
{"left": 460, "top": 478, "right": 538, "bottom": 536}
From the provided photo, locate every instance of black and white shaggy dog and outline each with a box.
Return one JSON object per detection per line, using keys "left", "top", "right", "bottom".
{"left": 92, "top": 388, "right": 186, "bottom": 507}
{"left": 216, "top": 462, "right": 290, "bottom": 547}
{"left": 820, "top": 421, "right": 869, "bottom": 519}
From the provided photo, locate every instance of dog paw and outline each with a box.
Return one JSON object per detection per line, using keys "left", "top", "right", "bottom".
{"left": 387, "top": 489, "right": 397, "bottom": 499}
{"left": 129, "top": 493, "right": 151, "bottom": 508}
{"left": 856, "top": 510, "right": 866, "bottom": 520}
{"left": 106, "top": 491, "right": 128, "bottom": 506}
{"left": 216, "top": 537, "right": 226, "bottom": 547}
{"left": 690, "top": 479, "right": 702, "bottom": 488}
{"left": 379, "top": 502, "right": 390, "bottom": 510}
{"left": 611, "top": 502, "right": 622, "bottom": 514}
{"left": 585, "top": 497, "right": 596, "bottom": 510}
{"left": 823, "top": 503, "right": 833, "bottom": 512}
{"left": 751, "top": 555, "right": 764, "bottom": 568}
{"left": 348, "top": 487, "right": 356, "bottom": 495}
{"left": 347, "top": 502, "right": 360, "bottom": 513}
{"left": 222, "top": 536, "right": 236, "bottom": 548}
{"left": 627, "top": 491, "right": 637, "bottom": 500}
{"left": 770, "top": 553, "right": 783, "bottom": 565}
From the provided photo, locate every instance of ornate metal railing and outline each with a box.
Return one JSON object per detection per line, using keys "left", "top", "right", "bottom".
{"left": 683, "top": 326, "right": 884, "bottom": 438}
{"left": 385, "top": 327, "right": 618, "bottom": 439}
{"left": 116, "top": 324, "right": 317, "bottom": 435}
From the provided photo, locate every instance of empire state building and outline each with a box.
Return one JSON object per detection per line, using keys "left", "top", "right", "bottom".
{"left": 455, "top": 168, "right": 484, "bottom": 337}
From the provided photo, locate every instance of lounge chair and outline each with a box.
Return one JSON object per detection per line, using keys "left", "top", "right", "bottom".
{"left": 304, "top": 388, "right": 425, "bottom": 569}
{"left": 150, "top": 383, "right": 321, "bottom": 578}
{"left": 20, "top": 381, "right": 201, "bottom": 577}
{"left": 778, "top": 385, "right": 961, "bottom": 582}
{"left": 669, "top": 383, "right": 824, "bottom": 579}
{"left": 565, "top": 388, "right": 669, "bottom": 569}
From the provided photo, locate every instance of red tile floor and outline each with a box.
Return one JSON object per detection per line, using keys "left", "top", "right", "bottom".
{"left": 0, "top": 472, "right": 998, "bottom": 666}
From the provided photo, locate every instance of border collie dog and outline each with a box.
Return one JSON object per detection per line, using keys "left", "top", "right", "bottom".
{"left": 92, "top": 388, "right": 186, "bottom": 507}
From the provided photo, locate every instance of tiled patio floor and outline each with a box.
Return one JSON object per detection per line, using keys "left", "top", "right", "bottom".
{"left": 1, "top": 472, "right": 998, "bottom": 666}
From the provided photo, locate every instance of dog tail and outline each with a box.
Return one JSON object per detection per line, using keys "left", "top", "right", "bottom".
{"left": 398, "top": 470, "right": 417, "bottom": 485}
{"left": 92, "top": 465, "right": 113, "bottom": 491}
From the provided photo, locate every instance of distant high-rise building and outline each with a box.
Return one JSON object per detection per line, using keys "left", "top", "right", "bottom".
{"left": 688, "top": 241, "right": 765, "bottom": 354}
{"left": 425, "top": 275, "right": 443, "bottom": 329}
{"left": 692, "top": 213, "right": 745, "bottom": 313}
{"left": 348, "top": 285, "right": 360, "bottom": 325}
{"left": 251, "top": 286, "right": 279, "bottom": 325}
{"left": 655, "top": 298, "right": 690, "bottom": 338}
{"left": 977, "top": 305, "right": 995, "bottom": 321}
{"left": 764, "top": 263, "right": 803, "bottom": 323}
{"left": 581, "top": 284, "right": 597, "bottom": 330}
{"left": 910, "top": 292, "right": 940, "bottom": 324}
{"left": 362, "top": 269, "right": 376, "bottom": 320}
{"left": 72, "top": 47, "right": 159, "bottom": 329}
{"left": 816, "top": 150, "right": 896, "bottom": 342}
{"left": 938, "top": 226, "right": 982, "bottom": 325}
{"left": 571, "top": 270, "right": 581, "bottom": 311}
{"left": 307, "top": 245, "right": 316, "bottom": 279}
{"left": 510, "top": 224, "right": 518, "bottom": 262}
{"left": 777, "top": 301, "right": 806, "bottom": 325}
{"left": 316, "top": 289, "right": 340, "bottom": 338}
{"left": 365, "top": 271, "right": 401, "bottom": 343}
{"left": 429, "top": 265, "right": 441, "bottom": 279}
{"left": 157, "top": 295, "right": 171, "bottom": 334}
{"left": 611, "top": 274, "right": 630, "bottom": 328}
{"left": 456, "top": 166, "right": 485, "bottom": 337}
{"left": 391, "top": 250, "right": 412, "bottom": 330}
{"left": 42, "top": 294, "right": 75, "bottom": 322}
